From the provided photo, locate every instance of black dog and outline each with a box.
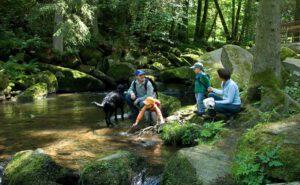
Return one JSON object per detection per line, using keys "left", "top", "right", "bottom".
{"left": 92, "top": 84, "right": 126, "bottom": 127}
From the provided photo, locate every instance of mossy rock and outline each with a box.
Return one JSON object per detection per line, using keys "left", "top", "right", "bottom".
{"left": 169, "top": 47, "right": 181, "bottom": 57}
{"left": 233, "top": 114, "right": 300, "bottom": 182}
{"left": 160, "top": 66, "right": 194, "bottom": 83}
{"left": 221, "top": 45, "right": 253, "bottom": 90}
{"left": 39, "top": 63, "right": 105, "bottom": 92}
{"left": 17, "top": 83, "right": 48, "bottom": 102}
{"left": 62, "top": 53, "right": 82, "bottom": 68}
{"left": 80, "top": 150, "right": 141, "bottom": 185}
{"left": 161, "top": 145, "right": 232, "bottom": 185}
{"left": 134, "top": 56, "right": 149, "bottom": 68}
{"left": 167, "top": 53, "right": 191, "bottom": 67}
{"left": 34, "top": 71, "right": 58, "bottom": 93}
{"left": 181, "top": 54, "right": 201, "bottom": 64}
{"left": 152, "top": 55, "right": 171, "bottom": 66}
{"left": 107, "top": 62, "right": 135, "bottom": 82}
{"left": 0, "top": 70, "right": 9, "bottom": 91}
{"left": 280, "top": 47, "right": 297, "bottom": 61}
{"left": 79, "top": 48, "right": 103, "bottom": 65}
{"left": 184, "top": 48, "right": 204, "bottom": 56}
{"left": 158, "top": 93, "right": 181, "bottom": 117}
{"left": 282, "top": 57, "right": 300, "bottom": 83}
{"left": 3, "top": 149, "right": 68, "bottom": 185}
{"left": 150, "top": 62, "right": 166, "bottom": 71}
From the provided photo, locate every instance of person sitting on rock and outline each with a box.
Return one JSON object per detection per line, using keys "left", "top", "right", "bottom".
{"left": 132, "top": 96, "right": 164, "bottom": 127}
{"left": 190, "top": 61, "right": 211, "bottom": 117}
{"left": 126, "top": 70, "right": 156, "bottom": 121}
{"left": 206, "top": 68, "right": 241, "bottom": 122}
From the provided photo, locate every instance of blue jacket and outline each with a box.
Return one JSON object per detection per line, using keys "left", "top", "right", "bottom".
{"left": 212, "top": 79, "right": 241, "bottom": 105}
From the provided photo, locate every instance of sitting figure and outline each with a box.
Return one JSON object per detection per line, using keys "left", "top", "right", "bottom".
{"left": 132, "top": 97, "right": 165, "bottom": 127}
{"left": 207, "top": 68, "right": 241, "bottom": 122}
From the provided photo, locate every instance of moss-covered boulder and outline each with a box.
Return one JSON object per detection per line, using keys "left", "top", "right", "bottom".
{"left": 158, "top": 93, "right": 181, "bottom": 117}
{"left": 160, "top": 66, "right": 194, "bottom": 83}
{"left": 0, "top": 70, "right": 9, "bottom": 91}
{"left": 221, "top": 45, "right": 253, "bottom": 90}
{"left": 150, "top": 62, "right": 166, "bottom": 71}
{"left": 233, "top": 114, "right": 300, "bottom": 182}
{"left": 80, "top": 151, "right": 141, "bottom": 185}
{"left": 152, "top": 55, "right": 171, "bottom": 66}
{"left": 181, "top": 54, "right": 201, "bottom": 64}
{"left": 281, "top": 47, "right": 297, "bottom": 61}
{"left": 286, "top": 43, "right": 300, "bottom": 54}
{"left": 79, "top": 48, "right": 103, "bottom": 66}
{"left": 282, "top": 58, "right": 300, "bottom": 83}
{"left": 107, "top": 62, "right": 135, "bottom": 82}
{"left": 167, "top": 53, "right": 191, "bottom": 67}
{"left": 165, "top": 105, "right": 204, "bottom": 125}
{"left": 3, "top": 149, "right": 68, "bottom": 185}
{"left": 169, "top": 47, "right": 181, "bottom": 57}
{"left": 39, "top": 63, "right": 105, "bottom": 92}
{"left": 134, "top": 56, "right": 148, "bottom": 68}
{"left": 34, "top": 71, "right": 58, "bottom": 93}
{"left": 17, "top": 83, "right": 48, "bottom": 102}
{"left": 161, "top": 145, "right": 232, "bottom": 185}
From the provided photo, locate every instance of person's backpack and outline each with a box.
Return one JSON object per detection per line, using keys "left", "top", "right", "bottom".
{"left": 133, "top": 77, "right": 159, "bottom": 98}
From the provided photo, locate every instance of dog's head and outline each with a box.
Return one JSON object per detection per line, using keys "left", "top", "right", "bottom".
{"left": 116, "top": 84, "right": 127, "bottom": 94}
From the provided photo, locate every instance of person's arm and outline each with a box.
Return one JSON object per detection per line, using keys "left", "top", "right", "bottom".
{"left": 154, "top": 105, "right": 164, "bottom": 124}
{"left": 132, "top": 106, "right": 147, "bottom": 127}
{"left": 215, "top": 84, "right": 236, "bottom": 104}
{"left": 136, "top": 80, "right": 154, "bottom": 102}
{"left": 212, "top": 88, "right": 223, "bottom": 95}
{"left": 127, "top": 81, "right": 135, "bottom": 95}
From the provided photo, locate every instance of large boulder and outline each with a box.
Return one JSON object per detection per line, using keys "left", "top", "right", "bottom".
{"left": 39, "top": 63, "right": 105, "bottom": 92}
{"left": 181, "top": 54, "right": 201, "bottom": 64}
{"left": 282, "top": 58, "right": 300, "bottom": 83}
{"left": 152, "top": 55, "right": 171, "bottom": 67}
{"left": 34, "top": 71, "right": 58, "bottom": 93}
{"left": 107, "top": 62, "right": 135, "bottom": 82}
{"left": 221, "top": 45, "right": 253, "bottom": 90}
{"left": 161, "top": 145, "right": 232, "bottom": 185}
{"left": 17, "top": 83, "right": 48, "bottom": 102}
{"left": 79, "top": 48, "right": 103, "bottom": 66}
{"left": 200, "top": 48, "right": 223, "bottom": 87}
{"left": 3, "top": 149, "right": 68, "bottom": 185}
{"left": 160, "top": 66, "right": 194, "bottom": 83}
{"left": 158, "top": 93, "right": 181, "bottom": 117}
{"left": 166, "top": 53, "right": 191, "bottom": 67}
{"left": 285, "top": 43, "right": 300, "bottom": 54}
{"left": 233, "top": 114, "right": 300, "bottom": 182}
{"left": 80, "top": 151, "right": 141, "bottom": 185}
{"left": 280, "top": 47, "right": 297, "bottom": 61}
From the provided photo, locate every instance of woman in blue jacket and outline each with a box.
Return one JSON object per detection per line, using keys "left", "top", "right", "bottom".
{"left": 207, "top": 68, "right": 241, "bottom": 119}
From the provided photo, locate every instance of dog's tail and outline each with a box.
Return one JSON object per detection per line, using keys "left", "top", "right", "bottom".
{"left": 91, "top": 101, "right": 104, "bottom": 108}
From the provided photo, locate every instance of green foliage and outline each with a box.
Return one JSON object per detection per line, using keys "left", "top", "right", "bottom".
{"left": 161, "top": 122, "right": 201, "bottom": 146}
{"left": 258, "top": 109, "right": 278, "bottom": 123}
{"left": 161, "top": 121, "right": 225, "bottom": 146}
{"left": 233, "top": 146, "right": 283, "bottom": 185}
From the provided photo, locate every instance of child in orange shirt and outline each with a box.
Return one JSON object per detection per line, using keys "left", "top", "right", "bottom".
{"left": 132, "top": 96, "right": 165, "bottom": 127}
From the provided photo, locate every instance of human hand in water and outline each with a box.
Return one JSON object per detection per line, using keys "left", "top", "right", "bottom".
{"left": 132, "top": 122, "right": 138, "bottom": 127}
{"left": 207, "top": 87, "right": 213, "bottom": 93}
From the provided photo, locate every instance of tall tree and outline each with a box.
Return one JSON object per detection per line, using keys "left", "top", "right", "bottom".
{"left": 194, "top": 0, "right": 202, "bottom": 42}
{"left": 232, "top": 0, "right": 242, "bottom": 42}
{"left": 198, "top": 0, "right": 209, "bottom": 40}
{"left": 247, "top": 0, "right": 283, "bottom": 109}
{"left": 53, "top": 11, "right": 64, "bottom": 54}
{"left": 213, "top": 0, "right": 231, "bottom": 41}
{"left": 179, "top": 0, "right": 190, "bottom": 42}
{"left": 231, "top": 0, "right": 236, "bottom": 39}
{"left": 296, "top": 0, "right": 300, "bottom": 21}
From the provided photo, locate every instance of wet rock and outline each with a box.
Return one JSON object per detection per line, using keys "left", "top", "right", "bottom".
{"left": 161, "top": 145, "right": 232, "bottom": 185}
{"left": 107, "top": 62, "right": 135, "bottom": 83}
{"left": 160, "top": 66, "right": 194, "bottom": 83}
{"left": 221, "top": 44, "right": 253, "bottom": 90}
{"left": 3, "top": 149, "right": 69, "bottom": 185}
{"left": 39, "top": 63, "right": 105, "bottom": 92}
{"left": 281, "top": 47, "right": 297, "bottom": 61}
{"left": 17, "top": 82, "right": 48, "bottom": 102}
{"left": 80, "top": 150, "right": 142, "bottom": 185}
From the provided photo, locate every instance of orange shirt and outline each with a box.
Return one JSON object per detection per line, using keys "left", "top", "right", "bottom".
{"left": 135, "top": 101, "right": 163, "bottom": 123}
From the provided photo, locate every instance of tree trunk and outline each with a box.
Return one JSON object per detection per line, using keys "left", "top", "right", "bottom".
{"left": 198, "top": 0, "right": 209, "bottom": 40}
{"left": 233, "top": 0, "right": 242, "bottom": 42}
{"left": 213, "top": 0, "right": 231, "bottom": 41}
{"left": 92, "top": 9, "right": 99, "bottom": 38}
{"left": 231, "top": 0, "right": 235, "bottom": 39}
{"left": 207, "top": 11, "right": 218, "bottom": 40}
{"left": 247, "top": 0, "right": 283, "bottom": 110}
{"left": 239, "top": 0, "right": 251, "bottom": 43}
{"left": 53, "top": 11, "right": 63, "bottom": 54}
{"left": 295, "top": 0, "right": 300, "bottom": 21}
{"left": 179, "top": 0, "right": 190, "bottom": 42}
{"left": 194, "top": 0, "right": 202, "bottom": 42}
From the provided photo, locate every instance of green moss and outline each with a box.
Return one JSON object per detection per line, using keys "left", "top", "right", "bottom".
{"left": 280, "top": 47, "right": 297, "bottom": 61}
{"left": 166, "top": 53, "right": 191, "bottom": 67}
{"left": 107, "top": 62, "right": 135, "bottom": 82}
{"left": 160, "top": 66, "right": 194, "bottom": 83}
{"left": 158, "top": 92, "right": 181, "bottom": 116}
{"left": 161, "top": 152, "right": 202, "bottom": 185}
{"left": 35, "top": 71, "right": 58, "bottom": 93}
{"left": 3, "top": 150, "right": 67, "bottom": 185}
{"left": 80, "top": 150, "right": 141, "bottom": 185}
{"left": 181, "top": 54, "right": 201, "bottom": 64}
{"left": 0, "top": 71, "right": 9, "bottom": 91}
{"left": 17, "top": 83, "right": 48, "bottom": 102}
{"left": 152, "top": 55, "right": 171, "bottom": 66}
{"left": 39, "top": 63, "right": 105, "bottom": 92}
{"left": 151, "top": 62, "right": 165, "bottom": 71}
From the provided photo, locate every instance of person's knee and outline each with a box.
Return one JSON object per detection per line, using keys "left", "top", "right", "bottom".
{"left": 208, "top": 93, "right": 215, "bottom": 98}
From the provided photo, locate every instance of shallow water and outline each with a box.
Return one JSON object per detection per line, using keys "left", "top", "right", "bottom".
{"left": 0, "top": 85, "right": 194, "bottom": 184}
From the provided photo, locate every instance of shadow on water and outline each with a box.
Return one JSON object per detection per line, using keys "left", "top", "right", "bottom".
{"left": 0, "top": 85, "right": 193, "bottom": 185}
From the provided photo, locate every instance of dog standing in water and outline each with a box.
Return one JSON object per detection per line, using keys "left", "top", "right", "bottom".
{"left": 92, "top": 85, "right": 126, "bottom": 127}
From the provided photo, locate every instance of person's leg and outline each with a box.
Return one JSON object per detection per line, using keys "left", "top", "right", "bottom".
{"left": 150, "top": 111, "right": 157, "bottom": 126}
{"left": 214, "top": 104, "right": 241, "bottom": 114}
{"left": 125, "top": 93, "right": 139, "bottom": 120}
{"left": 208, "top": 93, "right": 223, "bottom": 101}
{"left": 196, "top": 93, "right": 205, "bottom": 113}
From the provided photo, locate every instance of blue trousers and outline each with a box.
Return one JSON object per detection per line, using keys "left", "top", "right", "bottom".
{"left": 125, "top": 93, "right": 145, "bottom": 120}
{"left": 208, "top": 93, "right": 241, "bottom": 116}
{"left": 195, "top": 93, "right": 205, "bottom": 113}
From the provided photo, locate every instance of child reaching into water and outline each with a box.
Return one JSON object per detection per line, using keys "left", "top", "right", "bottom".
{"left": 132, "top": 96, "right": 165, "bottom": 127}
